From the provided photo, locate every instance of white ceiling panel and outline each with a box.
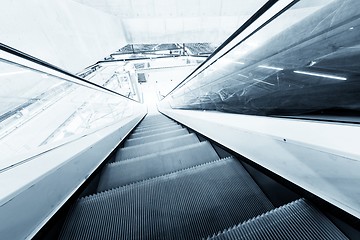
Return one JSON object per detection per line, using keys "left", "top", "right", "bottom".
{"left": 73, "top": 0, "right": 267, "bottom": 17}
{"left": 72, "top": 0, "right": 269, "bottom": 44}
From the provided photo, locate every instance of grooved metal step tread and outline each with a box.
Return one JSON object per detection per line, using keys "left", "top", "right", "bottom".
{"left": 134, "top": 122, "right": 178, "bottom": 133}
{"left": 140, "top": 114, "right": 169, "bottom": 121}
{"left": 98, "top": 141, "right": 220, "bottom": 192}
{"left": 129, "top": 125, "right": 183, "bottom": 139}
{"left": 137, "top": 119, "right": 174, "bottom": 127}
{"left": 208, "top": 198, "right": 348, "bottom": 240}
{"left": 142, "top": 115, "right": 168, "bottom": 120}
{"left": 117, "top": 133, "right": 199, "bottom": 160}
{"left": 141, "top": 114, "right": 168, "bottom": 119}
{"left": 60, "top": 157, "right": 274, "bottom": 240}
{"left": 125, "top": 128, "right": 189, "bottom": 147}
{"left": 137, "top": 119, "right": 175, "bottom": 127}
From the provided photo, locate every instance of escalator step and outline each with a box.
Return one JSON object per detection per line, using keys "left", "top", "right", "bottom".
{"left": 134, "top": 122, "right": 178, "bottom": 133}
{"left": 208, "top": 198, "right": 348, "bottom": 240}
{"left": 140, "top": 114, "right": 169, "bottom": 121}
{"left": 139, "top": 118, "right": 175, "bottom": 127}
{"left": 97, "top": 141, "right": 220, "bottom": 192}
{"left": 117, "top": 133, "right": 199, "bottom": 160}
{"left": 60, "top": 157, "right": 274, "bottom": 240}
{"left": 137, "top": 118, "right": 174, "bottom": 127}
{"left": 137, "top": 120, "right": 174, "bottom": 128}
{"left": 140, "top": 113, "right": 169, "bottom": 119}
{"left": 129, "top": 125, "right": 183, "bottom": 139}
{"left": 125, "top": 128, "right": 189, "bottom": 147}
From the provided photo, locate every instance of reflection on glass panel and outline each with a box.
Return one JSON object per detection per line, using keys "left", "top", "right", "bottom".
{"left": 83, "top": 64, "right": 140, "bottom": 101}
{"left": 0, "top": 60, "right": 144, "bottom": 168}
{"left": 168, "top": 0, "right": 360, "bottom": 119}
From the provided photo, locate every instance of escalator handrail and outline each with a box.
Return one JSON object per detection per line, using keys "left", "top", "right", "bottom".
{"left": 0, "top": 42, "right": 142, "bottom": 103}
{"left": 161, "top": 0, "right": 294, "bottom": 99}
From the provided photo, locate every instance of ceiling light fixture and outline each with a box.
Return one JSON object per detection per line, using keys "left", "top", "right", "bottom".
{"left": 294, "top": 70, "right": 347, "bottom": 81}
{"left": 258, "top": 65, "right": 283, "bottom": 71}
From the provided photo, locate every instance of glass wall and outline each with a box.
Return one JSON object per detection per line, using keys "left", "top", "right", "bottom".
{"left": 166, "top": 0, "right": 360, "bottom": 121}
{"left": 84, "top": 63, "right": 141, "bottom": 101}
{"left": 0, "top": 59, "right": 145, "bottom": 170}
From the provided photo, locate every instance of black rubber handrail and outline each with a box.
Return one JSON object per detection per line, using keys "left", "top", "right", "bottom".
{"left": 0, "top": 42, "right": 141, "bottom": 103}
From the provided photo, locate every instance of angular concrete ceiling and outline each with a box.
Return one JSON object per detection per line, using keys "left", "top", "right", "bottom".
{"left": 72, "top": 0, "right": 268, "bottom": 44}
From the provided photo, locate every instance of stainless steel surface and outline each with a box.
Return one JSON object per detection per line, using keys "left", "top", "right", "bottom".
{"left": 209, "top": 199, "right": 348, "bottom": 240}
{"left": 98, "top": 141, "right": 219, "bottom": 192}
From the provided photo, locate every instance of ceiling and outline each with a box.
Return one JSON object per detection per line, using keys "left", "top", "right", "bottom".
{"left": 72, "top": 0, "right": 268, "bottom": 44}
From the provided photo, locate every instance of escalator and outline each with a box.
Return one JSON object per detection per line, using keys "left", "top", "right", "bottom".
{"left": 58, "top": 113, "right": 348, "bottom": 239}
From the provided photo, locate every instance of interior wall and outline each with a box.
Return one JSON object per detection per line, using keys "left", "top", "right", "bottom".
{"left": 73, "top": 0, "right": 269, "bottom": 44}
{"left": 122, "top": 16, "right": 249, "bottom": 44}
{"left": 0, "top": 0, "right": 127, "bottom": 73}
